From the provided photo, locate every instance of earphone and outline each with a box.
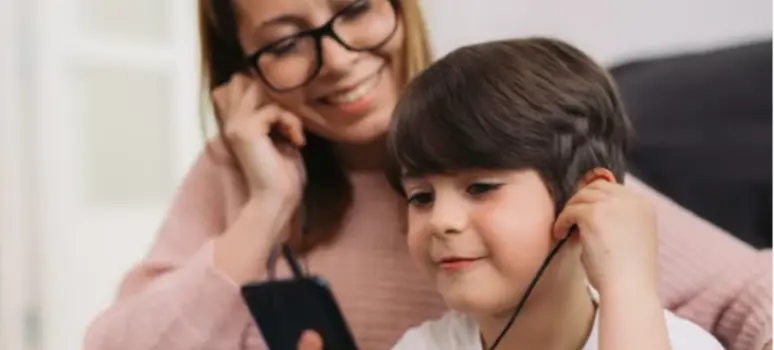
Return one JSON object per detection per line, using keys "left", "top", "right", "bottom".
{"left": 487, "top": 227, "right": 576, "bottom": 350}
{"left": 266, "top": 243, "right": 306, "bottom": 280}
{"left": 488, "top": 170, "right": 612, "bottom": 349}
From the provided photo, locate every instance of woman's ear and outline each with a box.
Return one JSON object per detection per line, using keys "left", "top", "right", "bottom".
{"left": 577, "top": 168, "right": 616, "bottom": 189}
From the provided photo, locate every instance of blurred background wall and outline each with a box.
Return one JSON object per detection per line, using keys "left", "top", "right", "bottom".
{"left": 423, "top": 0, "right": 771, "bottom": 64}
{"left": 0, "top": 0, "right": 770, "bottom": 349}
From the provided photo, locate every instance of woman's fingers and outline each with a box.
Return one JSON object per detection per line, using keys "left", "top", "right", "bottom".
{"left": 211, "top": 73, "right": 265, "bottom": 123}
{"left": 297, "top": 330, "right": 324, "bottom": 350}
{"left": 276, "top": 111, "right": 306, "bottom": 147}
{"left": 212, "top": 74, "right": 304, "bottom": 147}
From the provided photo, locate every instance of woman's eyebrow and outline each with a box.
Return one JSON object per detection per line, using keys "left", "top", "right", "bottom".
{"left": 249, "top": 13, "right": 306, "bottom": 38}
{"left": 258, "top": 14, "right": 304, "bottom": 29}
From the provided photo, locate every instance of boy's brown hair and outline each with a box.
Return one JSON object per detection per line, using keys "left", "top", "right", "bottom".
{"left": 386, "top": 37, "right": 633, "bottom": 209}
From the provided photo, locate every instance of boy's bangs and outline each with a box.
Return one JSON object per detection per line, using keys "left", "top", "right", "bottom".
{"left": 386, "top": 83, "right": 510, "bottom": 191}
{"left": 391, "top": 109, "right": 481, "bottom": 178}
{"left": 384, "top": 44, "right": 543, "bottom": 193}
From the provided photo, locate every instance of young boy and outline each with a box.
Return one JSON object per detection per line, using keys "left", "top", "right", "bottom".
{"left": 382, "top": 38, "right": 725, "bottom": 350}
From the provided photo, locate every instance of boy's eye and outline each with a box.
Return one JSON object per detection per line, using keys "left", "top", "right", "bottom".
{"left": 406, "top": 192, "right": 434, "bottom": 207}
{"left": 466, "top": 182, "right": 503, "bottom": 196}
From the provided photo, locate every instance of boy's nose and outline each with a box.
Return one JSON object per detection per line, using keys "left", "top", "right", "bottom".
{"left": 427, "top": 199, "right": 468, "bottom": 237}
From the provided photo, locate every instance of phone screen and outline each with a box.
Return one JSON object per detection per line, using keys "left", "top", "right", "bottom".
{"left": 241, "top": 276, "right": 359, "bottom": 350}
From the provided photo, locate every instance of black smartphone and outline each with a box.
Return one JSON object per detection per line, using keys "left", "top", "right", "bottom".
{"left": 241, "top": 276, "right": 358, "bottom": 350}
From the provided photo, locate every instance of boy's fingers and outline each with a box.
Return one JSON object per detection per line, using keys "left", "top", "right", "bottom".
{"left": 565, "top": 187, "right": 608, "bottom": 206}
{"left": 553, "top": 203, "right": 590, "bottom": 239}
{"left": 585, "top": 179, "right": 619, "bottom": 194}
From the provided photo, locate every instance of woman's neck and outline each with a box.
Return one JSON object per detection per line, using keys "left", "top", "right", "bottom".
{"left": 332, "top": 136, "right": 388, "bottom": 172}
{"left": 478, "top": 269, "right": 596, "bottom": 350}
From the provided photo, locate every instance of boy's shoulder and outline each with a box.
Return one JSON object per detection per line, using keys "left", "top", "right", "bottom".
{"left": 586, "top": 286, "right": 723, "bottom": 349}
{"left": 583, "top": 307, "right": 724, "bottom": 349}
{"left": 392, "top": 311, "right": 483, "bottom": 350}
{"left": 391, "top": 305, "right": 724, "bottom": 350}
{"left": 660, "top": 309, "right": 725, "bottom": 349}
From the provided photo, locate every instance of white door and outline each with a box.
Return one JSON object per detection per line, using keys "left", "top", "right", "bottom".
{"left": 0, "top": 0, "right": 34, "bottom": 348}
{"left": 23, "top": 0, "right": 203, "bottom": 349}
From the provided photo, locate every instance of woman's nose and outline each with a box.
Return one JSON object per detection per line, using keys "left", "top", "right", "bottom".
{"left": 318, "top": 36, "right": 359, "bottom": 77}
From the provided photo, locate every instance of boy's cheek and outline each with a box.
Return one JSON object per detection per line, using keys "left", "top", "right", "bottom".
{"left": 488, "top": 236, "right": 553, "bottom": 282}
{"left": 406, "top": 229, "right": 432, "bottom": 268}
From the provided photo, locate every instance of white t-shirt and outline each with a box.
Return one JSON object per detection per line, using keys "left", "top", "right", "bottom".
{"left": 392, "top": 307, "right": 724, "bottom": 350}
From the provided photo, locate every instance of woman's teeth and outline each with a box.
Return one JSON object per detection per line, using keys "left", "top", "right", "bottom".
{"left": 326, "top": 75, "right": 378, "bottom": 104}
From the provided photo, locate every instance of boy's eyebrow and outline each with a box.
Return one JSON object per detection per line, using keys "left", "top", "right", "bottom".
{"left": 398, "top": 171, "right": 430, "bottom": 187}
{"left": 398, "top": 176, "right": 419, "bottom": 189}
{"left": 400, "top": 170, "right": 437, "bottom": 180}
{"left": 401, "top": 170, "right": 460, "bottom": 181}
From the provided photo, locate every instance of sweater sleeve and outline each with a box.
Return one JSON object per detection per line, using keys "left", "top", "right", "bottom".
{"left": 626, "top": 175, "right": 772, "bottom": 350}
{"left": 83, "top": 144, "right": 260, "bottom": 350}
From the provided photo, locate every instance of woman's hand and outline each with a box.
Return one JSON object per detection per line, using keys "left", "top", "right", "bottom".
{"left": 211, "top": 74, "right": 308, "bottom": 284}
{"left": 212, "top": 73, "right": 307, "bottom": 207}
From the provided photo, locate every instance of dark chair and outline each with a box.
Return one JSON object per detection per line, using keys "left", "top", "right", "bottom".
{"left": 611, "top": 40, "right": 772, "bottom": 248}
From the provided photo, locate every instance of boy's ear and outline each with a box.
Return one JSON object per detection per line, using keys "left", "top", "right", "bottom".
{"left": 577, "top": 168, "right": 616, "bottom": 188}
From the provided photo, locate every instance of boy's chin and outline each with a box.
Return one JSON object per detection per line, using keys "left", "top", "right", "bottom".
{"left": 441, "top": 288, "right": 514, "bottom": 316}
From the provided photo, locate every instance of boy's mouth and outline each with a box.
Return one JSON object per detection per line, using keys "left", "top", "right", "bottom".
{"left": 437, "top": 257, "right": 484, "bottom": 271}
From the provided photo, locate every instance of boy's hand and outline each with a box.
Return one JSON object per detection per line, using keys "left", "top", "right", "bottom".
{"left": 553, "top": 176, "right": 659, "bottom": 296}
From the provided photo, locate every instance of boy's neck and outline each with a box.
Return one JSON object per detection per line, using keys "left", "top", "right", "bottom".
{"left": 477, "top": 269, "right": 596, "bottom": 350}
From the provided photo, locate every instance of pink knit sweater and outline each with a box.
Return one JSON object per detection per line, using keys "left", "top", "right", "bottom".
{"left": 83, "top": 140, "right": 771, "bottom": 350}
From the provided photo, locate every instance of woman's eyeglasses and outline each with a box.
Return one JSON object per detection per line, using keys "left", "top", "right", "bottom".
{"left": 245, "top": 0, "right": 399, "bottom": 92}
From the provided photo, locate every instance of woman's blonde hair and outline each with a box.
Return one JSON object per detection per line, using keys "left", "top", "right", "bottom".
{"left": 197, "top": 0, "right": 433, "bottom": 252}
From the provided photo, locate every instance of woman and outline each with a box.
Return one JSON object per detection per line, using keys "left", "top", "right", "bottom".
{"left": 83, "top": 1, "right": 772, "bottom": 349}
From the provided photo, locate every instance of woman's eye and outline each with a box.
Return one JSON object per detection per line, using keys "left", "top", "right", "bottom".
{"left": 266, "top": 37, "right": 299, "bottom": 56}
{"left": 466, "top": 182, "right": 503, "bottom": 196}
{"left": 406, "top": 192, "right": 433, "bottom": 207}
{"left": 340, "top": 0, "right": 371, "bottom": 20}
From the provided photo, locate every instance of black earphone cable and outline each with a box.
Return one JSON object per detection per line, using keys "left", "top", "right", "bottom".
{"left": 268, "top": 220, "right": 575, "bottom": 349}
{"left": 487, "top": 228, "right": 576, "bottom": 350}
{"left": 282, "top": 243, "right": 306, "bottom": 279}
{"left": 266, "top": 243, "right": 306, "bottom": 280}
